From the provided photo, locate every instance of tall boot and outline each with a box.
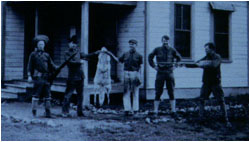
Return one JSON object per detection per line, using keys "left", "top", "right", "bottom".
{"left": 44, "top": 99, "right": 52, "bottom": 118}
{"left": 154, "top": 100, "right": 160, "bottom": 117}
{"left": 31, "top": 97, "right": 39, "bottom": 117}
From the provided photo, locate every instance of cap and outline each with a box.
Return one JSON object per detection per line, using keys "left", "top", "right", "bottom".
{"left": 162, "top": 35, "right": 170, "bottom": 40}
{"left": 128, "top": 39, "right": 138, "bottom": 45}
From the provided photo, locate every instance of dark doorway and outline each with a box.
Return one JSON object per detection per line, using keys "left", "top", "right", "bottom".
{"left": 23, "top": 8, "right": 35, "bottom": 79}
{"left": 89, "top": 4, "right": 119, "bottom": 83}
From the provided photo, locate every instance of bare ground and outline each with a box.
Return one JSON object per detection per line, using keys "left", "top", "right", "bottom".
{"left": 1, "top": 95, "right": 249, "bottom": 141}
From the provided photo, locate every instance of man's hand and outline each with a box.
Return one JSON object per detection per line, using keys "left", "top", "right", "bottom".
{"left": 28, "top": 76, "right": 32, "bottom": 83}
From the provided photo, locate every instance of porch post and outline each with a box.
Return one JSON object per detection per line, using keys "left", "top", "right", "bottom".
{"left": 81, "top": 2, "right": 90, "bottom": 106}
{"left": 35, "top": 7, "right": 39, "bottom": 36}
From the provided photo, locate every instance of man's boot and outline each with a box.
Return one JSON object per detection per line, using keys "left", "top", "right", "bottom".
{"left": 198, "top": 99, "right": 206, "bottom": 123}
{"left": 45, "top": 99, "right": 52, "bottom": 118}
{"left": 153, "top": 100, "right": 160, "bottom": 117}
{"left": 31, "top": 97, "right": 39, "bottom": 117}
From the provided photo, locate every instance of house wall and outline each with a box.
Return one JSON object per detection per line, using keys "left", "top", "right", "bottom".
{"left": 146, "top": 1, "right": 249, "bottom": 99}
{"left": 117, "top": 2, "right": 146, "bottom": 84}
{"left": 4, "top": 5, "right": 25, "bottom": 80}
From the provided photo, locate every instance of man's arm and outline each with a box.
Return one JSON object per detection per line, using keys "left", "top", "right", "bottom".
{"left": 197, "top": 55, "right": 221, "bottom": 68}
{"left": 80, "top": 51, "right": 99, "bottom": 60}
{"left": 148, "top": 49, "right": 156, "bottom": 68}
{"left": 173, "top": 48, "right": 182, "bottom": 62}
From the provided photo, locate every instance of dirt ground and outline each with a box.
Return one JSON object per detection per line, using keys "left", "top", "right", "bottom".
{"left": 1, "top": 95, "right": 249, "bottom": 141}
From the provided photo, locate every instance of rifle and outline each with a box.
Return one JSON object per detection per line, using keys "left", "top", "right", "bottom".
{"left": 49, "top": 52, "right": 78, "bottom": 85}
{"left": 156, "top": 62, "right": 198, "bottom": 68}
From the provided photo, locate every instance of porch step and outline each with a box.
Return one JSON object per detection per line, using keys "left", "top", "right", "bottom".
{"left": 4, "top": 83, "right": 27, "bottom": 93}
{"left": 1, "top": 88, "right": 18, "bottom": 99}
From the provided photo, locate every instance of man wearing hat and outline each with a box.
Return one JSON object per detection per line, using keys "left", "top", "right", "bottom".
{"left": 194, "top": 42, "right": 231, "bottom": 127}
{"left": 28, "top": 35, "right": 58, "bottom": 118}
{"left": 105, "top": 39, "right": 143, "bottom": 116}
{"left": 148, "top": 35, "right": 182, "bottom": 119}
{"left": 62, "top": 35, "right": 100, "bottom": 117}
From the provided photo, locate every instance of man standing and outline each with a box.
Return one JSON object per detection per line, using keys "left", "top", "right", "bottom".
{"left": 62, "top": 35, "right": 99, "bottom": 117}
{"left": 105, "top": 39, "right": 143, "bottom": 116}
{"left": 28, "top": 35, "right": 58, "bottom": 118}
{"left": 148, "top": 35, "right": 182, "bottom": 118}
{"left": 195, "top": 42, "right": 231, "bottom": 127}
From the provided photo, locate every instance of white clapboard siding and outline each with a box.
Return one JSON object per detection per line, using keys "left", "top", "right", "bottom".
{"left": 117, "top": 2, "right": 145, "bottom": 83}
{"left": 4, "top": 6, "right": 25, "bottom": 80}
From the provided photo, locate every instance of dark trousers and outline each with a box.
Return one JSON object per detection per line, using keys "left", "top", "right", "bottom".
{"left": 155, "top": 71, "right": 175, "bottom": 100}
{"left": 200, "top": 83, "right": 225, "bottom": 102}
{"left": 33, "top": 77, "right": 51, "bottom": 100}
{"left": 62, "top": 80, "right": 84, "bottom": 114}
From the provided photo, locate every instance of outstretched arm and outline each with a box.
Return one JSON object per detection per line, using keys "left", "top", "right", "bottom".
{"left": 103, "top": 51, "right": 119, "bottom": 62}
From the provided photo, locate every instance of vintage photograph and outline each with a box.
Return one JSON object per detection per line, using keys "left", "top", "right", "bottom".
{"left": 1, "top": 1, "right": 249, "bottom": 141}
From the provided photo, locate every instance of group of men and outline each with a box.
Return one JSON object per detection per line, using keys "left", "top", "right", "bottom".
{"left": 27, "top": 34, "right": 231, "bottom": 127}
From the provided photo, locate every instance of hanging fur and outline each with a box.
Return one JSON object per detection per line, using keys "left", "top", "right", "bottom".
{"left": 93, "top": 47, "right": 112, "bottom": 106}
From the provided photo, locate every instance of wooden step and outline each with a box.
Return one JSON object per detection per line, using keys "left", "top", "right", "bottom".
{"left": 4, "top": 83, "right": 27, "bottom": 93}
{"left": 1, "top": 89, "right": 18, "bottom": 99}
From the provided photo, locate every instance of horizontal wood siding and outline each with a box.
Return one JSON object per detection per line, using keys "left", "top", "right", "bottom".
{"left": 4, "top": 5, "right": 25, "bottom": 80}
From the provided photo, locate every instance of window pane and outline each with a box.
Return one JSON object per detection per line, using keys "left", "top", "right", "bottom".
{"left": 175, "top": 4, "right": 182, "bottom": 29}
{"left": 215, "top": 33, "right": 229, "bottom": 59}
{"left": 214, "top": 11, "right": 229, "bottom": 33}
{"left": 183, "top": 5, "right": 191, "bottom": 30}
{"left": 174, "top": 31, "right": 191, "bottom": 58}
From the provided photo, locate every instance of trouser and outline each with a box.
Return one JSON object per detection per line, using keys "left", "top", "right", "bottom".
{"left": 199, "top": 83, "right": 228, "bottom": 121}
{"left": 32, "top": 77, "right": 51, "bottom": 111}
{"left": 62, "top": 80, "right": 84, "bottom": 114}
{"left": 123, "top": 71, "right": 141, "bottom": 111}
{"left": 155, "top": 71, "right": 175, "bottom": 100}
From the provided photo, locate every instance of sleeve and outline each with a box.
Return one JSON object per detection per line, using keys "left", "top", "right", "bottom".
{"left": 200, "top": 55, "right": 221, "bottom": 68}
{"left": 173, "top": 49, "right": 182, "bottom": 62}
{"left": 119, "top": 53, "right": 125, "bottom": 63}
{"left": 80, "top": 52, "right": 97, "bottom": 60}
{"left": 27, "top": 53, "right": 34, "bottom": 77}
{"left": 148, "top": 49, "right": 156, "bottom": 68}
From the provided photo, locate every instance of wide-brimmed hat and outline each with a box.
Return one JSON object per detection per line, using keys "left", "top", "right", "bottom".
{"left": 33, "top": 34, "right": 49, "bottom": 44}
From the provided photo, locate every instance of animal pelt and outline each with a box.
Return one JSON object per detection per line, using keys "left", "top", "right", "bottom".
{"left": 93, "top": 47, "right": 112, "bottom": 106}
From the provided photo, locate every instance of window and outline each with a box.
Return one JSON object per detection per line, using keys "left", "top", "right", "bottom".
{"left": 174, "top": 4, "right": 191, "bottom": 59}
{"left": 213, "top": 11, "right": 230, "bottom": 60}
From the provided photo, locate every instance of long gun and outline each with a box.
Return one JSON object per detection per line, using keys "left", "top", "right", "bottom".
{"left": 49, "top": 52, "right": 78, "bottom": 85}
{"left": 156, "top": 62, "right": 198, "bottom": 68}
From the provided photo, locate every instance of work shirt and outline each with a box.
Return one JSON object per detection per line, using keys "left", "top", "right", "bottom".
{"left": 119, "top": 49, "right": 143, "bottom": 72}
{"left": 148, "top": 45, "right": 182, "bottom": 72}
{"left": 28, "top": 51, "right": 57, "bottom": 77}
{"left": 198, "top": 52, "right": 222, "bottom": 84}
{"left": 65, "top": 48, "right": 96, "bottom": 81}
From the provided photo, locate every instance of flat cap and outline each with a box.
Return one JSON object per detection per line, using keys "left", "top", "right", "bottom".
{"left": 162, "top": 35, "right": 169, "bottom": 40}
{"left": 128, "top": 39, "right": 138, "bottom": 44}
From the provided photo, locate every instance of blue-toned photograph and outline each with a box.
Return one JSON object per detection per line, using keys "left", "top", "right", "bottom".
{"left": 1, "top": 1, "right": 249, "bottom": 141}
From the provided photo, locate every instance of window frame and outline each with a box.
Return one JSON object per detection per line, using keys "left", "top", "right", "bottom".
{"left": 211, "top": 9, "right": 233, "bottom": 63}
{"left": 171, "top": 1, "right": 194, "bottom": 62}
